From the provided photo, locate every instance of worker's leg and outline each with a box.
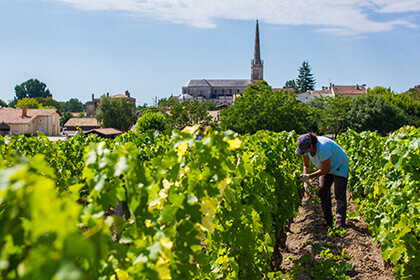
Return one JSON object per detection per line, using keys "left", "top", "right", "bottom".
{"left": 318, "top": 174, "right": 334, "bottom": 227}
{"left": 334, "top": 175, "right": 348, "bottom": 226}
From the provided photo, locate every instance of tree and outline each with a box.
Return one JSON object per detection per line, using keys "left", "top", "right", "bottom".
{"left": 158, "top": 97, "right": 177, "bottom": 108}
{"left": 0, "top": 99, "right": 7, "bottom": 108}
{"left": 220, "top": 81, "right": 307, "bottom": 134}
{"left": 16, "top": 98, "right": 42, "bottom": 109}
{"left": 59, "top": 98, "right": 84, "bottom": 112}
{"left": 285, "top": 79, "right": 297, "bottom": 89}
{"left": 136, "top": 103, "right": 148, "bottom": 111}
{"left": 347, "top": 95, "right": 408, "bottom": 135}
{"left": 96, "top": 96, "right": 137, "bottom": 131}
{"left": 317, "top": 96, "right": 351, "bottom": 138}
{"left": 15, "top": 79, "right": 52, "bottom": 99}
{"left": 368, "top": 86, "right": 420, "bottom": 127}
{"left": 165, "top": 100, "right": 215, "bottom": 131}
{"left": 60, "top": 112, "right": 73, "bottom": 127}
{"left": 36, "top": 97, "right": 60, "bottom": 109}
{"left": 296, "top": 61, "right": 316, "bottom": 93}
{"left": 136, "top": 112, "right": 167, "bottom": 133}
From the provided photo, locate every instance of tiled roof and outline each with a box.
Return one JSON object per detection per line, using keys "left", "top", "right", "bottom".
{"left": 64, "top": 118, "right": 98, "bottom": 127}
{"left": 0, "top": 122, "right": 10, "bottom": 129}
{"left": 184, "top": 79, "right": 251, "bottom": 87}
{"left": 0, "top": 108, "right": 58, "bottom": 124}
{"left": 112, "top": 94, "right": 132, "bottom": 99}
{"left": 85, "top": 128, "right": 123, "bottom": 135}
{"left": 332, "top": 85, "right": 366, "bottom": 95}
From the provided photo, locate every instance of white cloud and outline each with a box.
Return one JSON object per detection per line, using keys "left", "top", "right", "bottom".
{"left": 52, "top": 0, "right": 420, "bottom": 35}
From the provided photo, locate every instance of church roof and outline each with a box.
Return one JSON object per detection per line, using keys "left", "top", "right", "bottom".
{"left": 184, "top": 79, "right": 251, "bottom": 88}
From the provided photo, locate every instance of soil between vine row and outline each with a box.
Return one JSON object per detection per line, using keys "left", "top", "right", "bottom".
{"left": 279, "top": 182, "right": 395, "bottom": 279}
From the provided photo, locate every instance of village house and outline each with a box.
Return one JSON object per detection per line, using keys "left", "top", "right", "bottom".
{"left": 63, "top": 117, "right": 99, "bottom": 135}
{"left": 331, "top": 84, "right": 367, "bottom": 97}
{"left": 295, "top": 84, "right": 367, "bottom": 102}
{"left": 86, "top": 90, "right": 136, "bottom": 117}
{"left": 84, "top": 128, "right": 123, "bottom": 139}
{"left": 295, "top": 87, "right": 334, "bottom": 102}
{"left": 0, "top": 107, "right": 61, "bottom": 136}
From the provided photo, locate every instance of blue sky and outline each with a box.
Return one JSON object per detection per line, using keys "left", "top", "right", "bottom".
{"left": 0, "top": 0, "right": 419, "bottom": 105}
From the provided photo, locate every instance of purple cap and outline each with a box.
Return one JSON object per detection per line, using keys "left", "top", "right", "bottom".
{"left": 295, "top": 134, "right": 312, "bottom": 155}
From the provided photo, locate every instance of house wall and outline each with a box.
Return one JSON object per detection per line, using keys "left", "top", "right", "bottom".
{"left": 86, "top": 101, "right": 99, "bottom": 118}
{"left": 182, "top": 86, "right": 246, "bottom": 99}
{"left": 9, "top": 124, "right": 30, "bottom": 135}
{"left": 31, "top": 113, "right": 60, "bottom": 136}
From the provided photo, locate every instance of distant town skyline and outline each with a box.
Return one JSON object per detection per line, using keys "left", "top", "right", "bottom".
{"left": 0, "top": 0, "right": 419, "bottom": 105}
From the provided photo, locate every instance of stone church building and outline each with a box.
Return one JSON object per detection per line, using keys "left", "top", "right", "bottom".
{"left": 179, "top": 20, "right": 264, "bottom": 106}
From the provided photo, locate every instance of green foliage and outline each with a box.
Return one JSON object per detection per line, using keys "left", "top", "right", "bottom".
{"left": 59, "top": 98, "right": 85, "bottom": 113}
{"left": 296, "top": 61, "right": 316, "bottom": 93}
{"left": 60, "top": 112, "right": 73, "bottom": 126}
{"left": 347, "top": 95, "right": 407, "bottom": 135}
{"left": 285, "top": 80, "right": 297, "bottom": 89}
{"left": 0, "top": 126, "right": 302, "bottom": 279}
{"left": 317, "top": 96, "right": 351, "bottom": 137}
{"left": 337, "top": 127, "right": 420, "bottom": 279}
{"left": 16, "top": 97, "right": 60, "bottom": 110}
{"left": 96, "top": 96, "right": 137, "bottom": 131}
{"left": 1, "top": 126, "right": 418, "bottom": 279}
{"left": 16, "top": 97, "right": 42, "bottom": 109}
{"left": 285, "top": 249, "right": 352, "bottom": 280}
{"left": 158, "top": 97, "right": 177, "bottom": 107}
{"left": 137, "top": 103, "right": 148, "bottom": 110}
{"left": 202, "top": 100, "right": 217, "bottom": 110}
{"left": 369, "top": 86, "right": 420, "bottom": 127}
{"left": 327, "top": 226, "right": 347, "bottom": 238}
{"left": 136, "top": 112, "right": 167, "bottom": 133}
{"left": 165, "top": 100, "right": 216, "bottom": 131}
{"left": 306, "top": 93, "right": 416, "bottom": 137}
{"left": 220, "top": 81, "right": 307, "bottom": 134}
{"left": 14, "top": 79, "right": 52, "bottom": 100}
{"left": 35, "top": 96, "right": 60, "bottom": 109}
{"left": 0, "top": 99, "right": 7, "bottom": 108}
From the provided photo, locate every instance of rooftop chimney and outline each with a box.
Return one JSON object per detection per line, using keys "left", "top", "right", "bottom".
{"left": 125, "top": 90, "right": 130, "bottom": 98}
{"left": 107, "top": 92, "right": 110, "bottom": 97}
{"left": 92, "top": 93, "right": 95, "bottom": 101}
{"left": 22, "top": 107, "right": 27, "bottom": 118}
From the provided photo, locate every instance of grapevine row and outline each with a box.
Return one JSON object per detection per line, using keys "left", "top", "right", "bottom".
{"left": 0, "top": 127, "right": 301, "bottom": 279}
{"left": 337, "top": 126, "right": 419, "bottom": 279}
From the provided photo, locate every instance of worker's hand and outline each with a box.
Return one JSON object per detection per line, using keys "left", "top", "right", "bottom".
{"left": 299, "top": 174, "right": 310, "bottom": 182}
{"left": 304, "top": 182, "right": 311, "bottom": 194}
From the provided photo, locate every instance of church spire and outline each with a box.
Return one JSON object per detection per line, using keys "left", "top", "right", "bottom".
{"left": 254, "top": 20, "right": 262, "bottom": 65}
{"left": 251, "top": 20, "right": 263, "bottom": 83}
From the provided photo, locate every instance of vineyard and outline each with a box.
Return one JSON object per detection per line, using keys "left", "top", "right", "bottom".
{"left": 0, "top": 126, "right": 418, "bottom": 279}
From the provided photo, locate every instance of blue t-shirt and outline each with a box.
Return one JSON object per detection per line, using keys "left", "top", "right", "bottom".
{"left": 307, "top": 136, "right": 349, "bottom": 178}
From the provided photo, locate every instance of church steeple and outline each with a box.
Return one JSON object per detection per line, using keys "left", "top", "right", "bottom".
{"left": 251, "top": 20, "right": 263, "bottom": 83}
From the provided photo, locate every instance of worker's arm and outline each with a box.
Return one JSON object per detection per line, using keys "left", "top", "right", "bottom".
{"left": 309, "top": 158, "right": 331, "bottom": 179}
{"left": 302, "top": 155, "right": 311, "bottom": 174}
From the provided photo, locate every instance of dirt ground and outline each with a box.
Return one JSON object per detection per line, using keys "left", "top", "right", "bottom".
{"left": 280, "top": 182, "right": 395, "bottom": 279}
